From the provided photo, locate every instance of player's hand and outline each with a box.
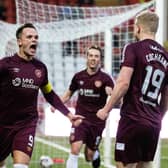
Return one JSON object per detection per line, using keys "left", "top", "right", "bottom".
{"left": 67, "top": 113, "right": 85, "bottom": 127}
{"left": 71, "top": 117, "right": 83, "bottom": 127}
{"left": 96, "top": 108, "right": 109, "bottom": 120}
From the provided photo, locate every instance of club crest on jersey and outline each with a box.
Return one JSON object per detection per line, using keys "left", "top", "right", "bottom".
{"left": 95, "top": 80, "right": 102, "bottom": 88}
{"left": 35, "top": 69, "right": 42, "bottom": 78}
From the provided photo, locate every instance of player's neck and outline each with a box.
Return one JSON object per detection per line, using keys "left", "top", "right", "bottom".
{"left": 18, "top": 51, "right": 33, "bottom": 61}
{"left": 139, "top": 33, "right": 155, "bottom": 41}
{"left": 87, "top": 67, "right": 99, "bottom": 75}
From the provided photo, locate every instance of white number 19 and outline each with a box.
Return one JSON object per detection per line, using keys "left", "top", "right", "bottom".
{"left": 141, "top": 65, "right": 165, "bottom": 100}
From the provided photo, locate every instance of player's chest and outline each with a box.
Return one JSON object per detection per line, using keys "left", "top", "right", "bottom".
{"left": 7, "top": 64, "right": 44, "bottom": 88}
{"left": 77, "top": 77, "right": 104, "bottom": 91}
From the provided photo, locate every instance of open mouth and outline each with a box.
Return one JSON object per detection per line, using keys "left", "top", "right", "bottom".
{"left": 30, "top": 44, "right": 37, "bottom": 50}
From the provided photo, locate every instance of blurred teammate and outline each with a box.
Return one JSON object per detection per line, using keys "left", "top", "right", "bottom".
{"left": 0, "top": 23, "right": 83, "bottom": 168}
{"left": 61, "top": 45, "right": 115, "bottom": 168}
{"left": 97, "top": 11, "right": 168, "bottom": 168}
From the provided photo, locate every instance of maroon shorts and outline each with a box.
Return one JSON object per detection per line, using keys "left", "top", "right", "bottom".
{"left": 0, "top": 120, "right": 36, "bottom": 161}
{"left": 69, "top": 120, "right": 105, "bottom": 151}
{"left": 115, "top": 117, "right": 160, "bottom": 164}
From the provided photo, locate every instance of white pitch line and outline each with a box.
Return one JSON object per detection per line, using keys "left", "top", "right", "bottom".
{"left": 35, "top": 136, "right": 84, "bottom": 158}
{"left": 35, "top": 136, "right": 115, "bottom": 168}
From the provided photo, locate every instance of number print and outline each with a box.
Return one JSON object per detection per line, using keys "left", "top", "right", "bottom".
{"left": 142, "top": 65, "right": 165, "bottom": 100}
{"left": 28, "top": 134, "right": 34, "bottom": 147}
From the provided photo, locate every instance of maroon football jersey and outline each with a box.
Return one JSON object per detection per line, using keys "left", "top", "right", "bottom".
{"left": 69, "top": 68, "right": 114, "bottom": 125}
{"left": 121, "top": 39, "right": 168, "bottom": 127}
{"left": 0, "top": 54, "right": 48, "bottom": 127}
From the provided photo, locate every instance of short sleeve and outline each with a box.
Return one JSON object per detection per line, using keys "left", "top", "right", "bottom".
{"left": 121, "top": 43, "right": 136, "bottom": 68}
{"left": 105, "top": 75, "right": 115, "bottom": 89}
{"left": 69, "top": 74, "right": 78, "bottom": 92}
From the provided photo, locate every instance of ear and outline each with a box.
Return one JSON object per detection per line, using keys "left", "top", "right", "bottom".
{"left": 137, "top": 25, "right": 141, "bottom": 34}
{"left": 136, "top": 23, "right": 142, "bottom": 34}
{"left": 17, "top": 39, "right": 22, "bottom": 46}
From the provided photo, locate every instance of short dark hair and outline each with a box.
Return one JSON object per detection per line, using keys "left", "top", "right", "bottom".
{"left": 87, "top": 45, "right": 103, "bottom": 58}
{"left": 16, "top": 23, "right": 37, "bottom": 39}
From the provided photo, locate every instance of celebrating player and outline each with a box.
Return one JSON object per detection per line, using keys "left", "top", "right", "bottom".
{"left": 0, "top": 23, "right": 84, "bottom": 168}
{"left": 61, "top": 45, "right": 115, "bottom": 168}
{"left": 97, "top": 11, "right": 168, "bottom": 168}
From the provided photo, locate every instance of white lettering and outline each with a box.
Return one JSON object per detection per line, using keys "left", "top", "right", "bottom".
{"left": 22, "top": 78, "right": 34, "bottom": 84}
{"left": 28, "top": 135, "right": 34, "bottom": 147}
{"left": 79, "top": 89, "right": 100, "bottom": 97}
{"left": 146, "top": 53, "right": 168, "bottom": 69}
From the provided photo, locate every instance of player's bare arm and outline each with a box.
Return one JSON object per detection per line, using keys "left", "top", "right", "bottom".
{"left": 106, "top": 84, "right": 122, "bottom": 107}
{"left": 61, "top": 89, "right": 84, "bottom": 126}
{"left": 96, "top": 66, "right": 133, "bottom": 120}
{"left": 61, "top": 89, "right": 73, "bottom": 103}
{"left": 105, "top": 86, "right": 113, "bottom": 96}
{"left": 160, "top": 85, "right": 168, "bottom": 117}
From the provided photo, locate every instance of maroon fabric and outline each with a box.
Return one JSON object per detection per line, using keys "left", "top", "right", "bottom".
{"left": 69, "top": 120, "right": 104, "bottom": 151}
{"left": 0, "top": 54, "right": 48, "bottom": 127}
{"left": 0, "top": 119, "right": 37, "bottom": 161}
{"left": 69, "top": 68, "right": 114, "bottom": 125}
{"left": 115, "top": 39, "right": 168, "bottom": 163}
{"left": 120, "top": 39, "right": 168, "bottom": 127}
{"left": 0, "top": 53, "right": 69, "bottom": 127}
{"left": 43, "top": 90, "right": 70, "bottom": 116}
{"left": 115, "top": 117, "right": 160, "bottom": 163}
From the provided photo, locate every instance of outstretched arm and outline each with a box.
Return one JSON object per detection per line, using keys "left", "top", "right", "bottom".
{"left": 41, "top": 83, "right": 84, "bottom": 126}
{"left": 50, "top": 89, "right": 73, "bottom": 112}
{"left": 97, "top": 66, "right": 133, "bottom": 120}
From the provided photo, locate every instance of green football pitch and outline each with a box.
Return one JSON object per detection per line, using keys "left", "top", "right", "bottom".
{"left": 6, "top": 136, "right": 168, "bottom": 168}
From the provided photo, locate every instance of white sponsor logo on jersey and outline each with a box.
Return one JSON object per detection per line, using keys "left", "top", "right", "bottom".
{"left": 12, "top": 77, "right": 39, "bottom": 89}
{"left": 12, "top": 77, "right": 21, "bottom": 86}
